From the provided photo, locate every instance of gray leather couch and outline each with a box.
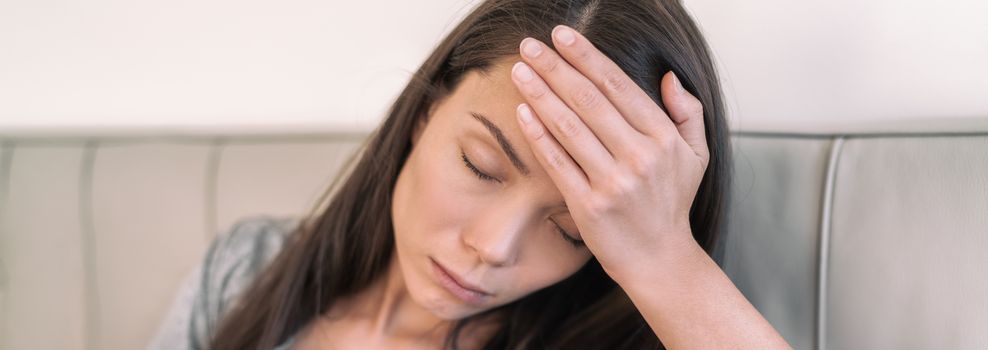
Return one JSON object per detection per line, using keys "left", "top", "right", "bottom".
{"left": 1, "top": 119, "right": 985, "bottom": 349}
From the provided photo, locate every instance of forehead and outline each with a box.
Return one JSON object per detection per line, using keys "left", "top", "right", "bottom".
{"left": 453, "top": 58, "right": 526, "bottom": 115}
{"left": 437, "top": 57, "right": 564, "bottom": 187}
{"left": 448, "top": 60, "right": 529, "bottom": 151}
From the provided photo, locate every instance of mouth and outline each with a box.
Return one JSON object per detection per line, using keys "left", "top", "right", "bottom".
{"left": 430, "top": 257, "right": 492, "bottom": 305}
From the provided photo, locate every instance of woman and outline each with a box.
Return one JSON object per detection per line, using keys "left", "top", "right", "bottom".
{"left": 153, "top": 0, "right": 792, "bottom": 348}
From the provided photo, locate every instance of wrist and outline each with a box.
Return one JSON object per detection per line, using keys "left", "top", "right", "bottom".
{"left": 608, "top": 226, "right": 706, "bottom": 287}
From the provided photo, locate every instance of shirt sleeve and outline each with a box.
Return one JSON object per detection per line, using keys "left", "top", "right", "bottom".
{"left": 146, "top": 215, "right": 299, "bottom": 350}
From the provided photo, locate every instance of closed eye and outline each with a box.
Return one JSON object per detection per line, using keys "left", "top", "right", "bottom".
{"left": 461, "top": 150, "right": 500, "bottom": 183}
{"left": 552, "top": 220, "right": 585, "bottom": 248}
{"left": 462, "top": 150, "right": 584, "bottom": 248}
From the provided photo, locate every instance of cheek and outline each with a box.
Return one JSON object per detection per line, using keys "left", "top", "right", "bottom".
{"left": 511, "top": 245, "right": 592, "bottom": 296}
{"left": 392, "top": 143, "right": 480, "bottom": 251}
{"left": 392, "top": 141, "right": 484, "bottom": 272}
{"left": 391, "top": 146, "right": 498, "bottom": 318}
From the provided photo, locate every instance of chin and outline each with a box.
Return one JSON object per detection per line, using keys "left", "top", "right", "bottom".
{"left": 404, "top": 255, "right": 490, "bottom": 320}
{"left": 422, "top": 293, "right": 477, "bottom": 320}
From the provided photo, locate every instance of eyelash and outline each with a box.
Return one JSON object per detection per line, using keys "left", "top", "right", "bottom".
{"left": 460, "top": 150, "right": 585, "bottom": 248}
{"left": 552, "top": 220, "right": 586, "bottom": 247}
{"left": 461, "top": 151, "right": 500, "bottom": 183}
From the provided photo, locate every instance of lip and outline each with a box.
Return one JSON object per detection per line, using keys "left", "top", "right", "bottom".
{"left": 430, "top": 258, "right": 492, "bottom": 305}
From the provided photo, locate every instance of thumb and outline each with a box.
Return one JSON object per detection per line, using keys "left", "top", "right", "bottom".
{"left": 661, "top": 71, "right": 709, "bottom": 166}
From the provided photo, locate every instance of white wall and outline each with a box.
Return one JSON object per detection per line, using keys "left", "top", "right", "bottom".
{"left": 1, "top": 0, "right": 986, "bottom": 134}
{"left": 0, "top": 0, "right": 476, "bottom": 134}
{"left": 685, "top": 0, "right": 988, "bottom": 132}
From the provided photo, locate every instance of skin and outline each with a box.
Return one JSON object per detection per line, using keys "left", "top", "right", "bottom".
{"left": 290, "top": 52, "right": 593, "bottom": 350}
{"left": 508, "top": 25, "right": 791, "bottom": 349}
{"left": 291, "top": 24, "right": 792, "bottom": 349}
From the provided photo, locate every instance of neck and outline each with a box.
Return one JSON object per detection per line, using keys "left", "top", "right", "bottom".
{"left": 319, "top": 249, "right": 501, "bottom": 349}
{"left": 351, "top": 249, "right": 451, "bottom": 343}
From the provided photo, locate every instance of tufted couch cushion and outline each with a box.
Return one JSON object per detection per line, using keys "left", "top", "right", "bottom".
{"left": 1, "top": 120, "right": 986, "bottom": 349}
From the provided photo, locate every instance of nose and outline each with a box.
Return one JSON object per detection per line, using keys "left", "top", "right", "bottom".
{"left": 461, "top": 204, "right": 528, "bottom": 267}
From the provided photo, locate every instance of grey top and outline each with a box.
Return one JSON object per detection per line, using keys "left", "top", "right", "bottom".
{"left": 146, "top": 215, "right": 301, "bottom": 350}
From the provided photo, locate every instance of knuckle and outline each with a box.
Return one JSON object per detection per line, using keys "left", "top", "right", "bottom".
{"left": 658, "top": 135, "right": 679, "bottom": 151}
{"left": 528, "top": 85, "right": 549, "bottom": 100}
{"left": 584, "top": 195, "right": 614, "bottom": 217}
{"left": 544, "top": 148, "right": 569, "bottom": 171}
{"left": 554, "top": 115, "right": 583, "bottom": 139}
{"left": 614, "top": 174, "right": 636, "bottom": 194}
{"left": 529, "top": 122, "right": 546, "bottom": 140}
{"left": 572, "top": 87, "right": 600, "bottom": 110}
{"left": 600, "top": 174, "right": 634, "bottom": 200}
{"left": 683, "top": 99, "right": 704, "bottom": 117}
{"left": 626, "top": 152, "right": 656, "bottom": 177}
{"left": 602, "top": 70, "right": 631, "bottom": 95}
{"left": 542, "top": 58, "right": 560, "bottom": 74}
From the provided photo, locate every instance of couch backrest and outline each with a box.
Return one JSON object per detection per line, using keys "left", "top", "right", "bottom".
{"left": 1, "top": 123, "right": 985, "bottom": 349}
{"left": 724, "top": 125, "right": 988, "bottom": 350}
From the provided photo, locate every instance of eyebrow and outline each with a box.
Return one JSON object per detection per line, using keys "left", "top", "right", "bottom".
{"left": 469, "top": 111, "right": 531, "bottom": 178}
{"left": 468, "top": 112, "right": 569, "bottom": 213}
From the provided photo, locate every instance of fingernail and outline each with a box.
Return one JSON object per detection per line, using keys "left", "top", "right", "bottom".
{"left": 521, "top": 38, "right": 542, "bottom": 58}
{"left": 554, "top": 25, "right": 576, "bottom": 46}
{"left": 517, "top": 103, "right": 534, "bottom": 124}
{"left": 671, "top": 71, "right": 685, "bottom": 94}
{"left": 513, "top": 61, "right": 534, "bottom": 82}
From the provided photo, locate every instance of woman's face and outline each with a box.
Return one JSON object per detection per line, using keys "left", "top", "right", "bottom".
{"left": 391, "top": 57, "right": 594, "bottom": 320}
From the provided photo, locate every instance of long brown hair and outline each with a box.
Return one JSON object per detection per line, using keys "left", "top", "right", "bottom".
{"left": 209, "top": 0, "right": 731, "bottom": 348}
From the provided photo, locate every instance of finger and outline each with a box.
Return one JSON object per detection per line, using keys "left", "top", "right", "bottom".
{"left": 518, "top": 37, "right": 647, "bottom": 162}
{"left": 661, "top": 71, "right": 709, "bottom": 164}
{"left": 515, "top": 102, "right": 591, "bottom": 200}
{"left": 549, "top": 24, "right": 676, "bottom": 139}
{"left": 511, "top": 61, "right": 615, "bottom": 184}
